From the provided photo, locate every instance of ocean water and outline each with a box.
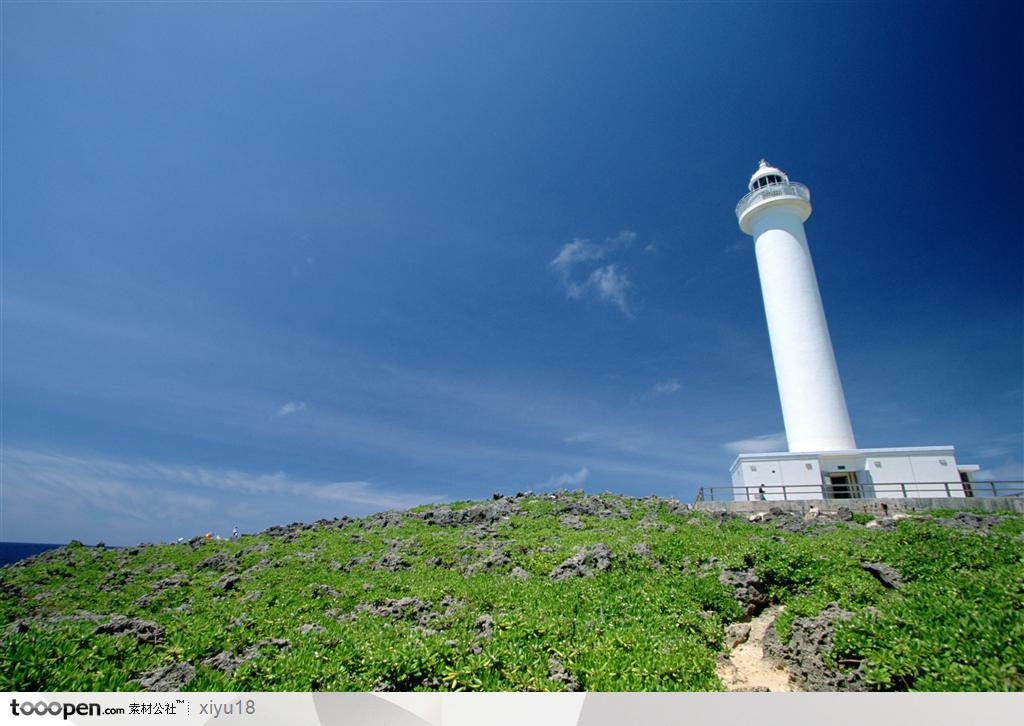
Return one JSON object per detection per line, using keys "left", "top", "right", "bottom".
{"left": 0, "top": 542, "right": 64, "bottom": 567}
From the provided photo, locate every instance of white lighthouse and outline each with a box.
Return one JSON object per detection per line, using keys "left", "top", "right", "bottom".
{"left": 728, "top": 161, "right": 978, "bottom": 500}
{"left": 738, "top": 161, "right": 856, "bottom": 453}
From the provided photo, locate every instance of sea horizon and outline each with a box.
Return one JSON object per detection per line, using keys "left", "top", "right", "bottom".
{"left": 1, "top": 541, "right": 67, "bottom": 568}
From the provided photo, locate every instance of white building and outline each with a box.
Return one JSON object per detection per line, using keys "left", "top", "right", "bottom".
{"left": 730, "top": 161, "right": 977, "bottom": 500}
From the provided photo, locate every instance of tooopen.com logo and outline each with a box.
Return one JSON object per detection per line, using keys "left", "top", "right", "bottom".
{"left": 10, "top": 699, "right": 124, "bottom": 719}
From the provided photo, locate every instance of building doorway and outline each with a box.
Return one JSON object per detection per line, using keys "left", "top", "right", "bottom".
{"left": 960, "top": 470, "right": 974, "bottom": 498}
{"left": 827, "top": 471, "right": 859, "bottom": 499}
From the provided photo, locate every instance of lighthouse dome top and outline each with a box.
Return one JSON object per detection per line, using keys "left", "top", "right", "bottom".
{"left": 748, "top": 159, "right": 790, "bottom": 191}
{"left": 736, "top": 160, "right": 811, "bottom": 233}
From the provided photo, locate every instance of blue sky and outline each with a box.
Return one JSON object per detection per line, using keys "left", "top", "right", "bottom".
{"left": 3, "top": 2, "right": 1021, "bottom": 545}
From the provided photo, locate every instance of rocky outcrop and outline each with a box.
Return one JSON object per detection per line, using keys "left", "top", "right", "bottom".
{"left": 202, "top": 638, "right": 291, "bottom": 676}
{"left": 719, "top": 568, "right": 770, "bottom": 618}
{"left": 416, "top": 499, "right": 522, "bottom": 527}
{"left": 210, "top": 573, "right": 240, "bottom": 591}
{"left": 550, "top": 544, "right": 614, "bottom": 580}
{"left": 763, "top": 603, "right": 869, "bottom": 691}
{"left": 93, "top": 616, "right": 165, "bottom": 645}
{"left": 548, "top": 656, "right": 581, "bottom": 691}
{"left": 136, "top": 662, "right": 195, "bottom": 691}
{"left": 860, "top": 562, "right": 903, "bottom": 589}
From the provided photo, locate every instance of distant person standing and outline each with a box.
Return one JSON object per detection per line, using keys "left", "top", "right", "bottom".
{"left": 757, "top": 485, "right": 766, "bottom": 501}
{"left": 231, "top": 526, "right": 239, "bottom": 542}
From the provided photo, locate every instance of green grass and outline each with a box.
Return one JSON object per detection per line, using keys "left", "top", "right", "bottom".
{"left": 2, "top": 495, "right": 1022, "bottom": 691}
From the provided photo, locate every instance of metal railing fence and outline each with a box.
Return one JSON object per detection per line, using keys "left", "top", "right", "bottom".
{"left": 695, "top": 481, "right": 1024, "bottom": 503}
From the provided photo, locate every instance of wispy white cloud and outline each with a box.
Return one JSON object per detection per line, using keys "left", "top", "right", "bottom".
{"left": 652, "top": 378, "right": 681, "bottom": 395}
{"left": 551, "top": 231, "right": 637, "bottom": 316}
{"left": 540, "top": 466, "right": 590, "bottom": 490}
{"left": 723, "top": 432, "right": 787, "bottom": 454}
{"left": 974, "top": 461, "right": 1024, "bottom": 482}
{"left": 567, "top": 265, "right": 633, "bottom": 316}
{"left": 275, "top": 400, "right": 307, "bottom": 417}
{"left": 724, "top": 239, "right": 749, "bottom": 255}
{"left": 966, "top": 432, "right": 1023, "bottom": 460}
{"left": 607, "top": 230, "right": 637, "bottom": 248}
{"left": 550, "top": 238, "right": 606, "bottom": 274}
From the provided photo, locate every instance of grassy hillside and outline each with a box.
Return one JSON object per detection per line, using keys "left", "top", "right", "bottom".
{"left": 2, "top": 492, "right": 1022, "bottom": 692}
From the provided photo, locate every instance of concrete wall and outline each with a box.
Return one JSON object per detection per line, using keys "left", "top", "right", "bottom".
{"left": 695, "top": 497, "right": 1024, "bottom": 515}
{"left": 731, "top": 456, "right": 823, "bottom": 500}
{"left": 862, "top": 452, "right": 966, "bottom": 498}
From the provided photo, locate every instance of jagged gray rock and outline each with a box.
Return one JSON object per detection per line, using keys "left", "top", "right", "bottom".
{"left": 719, "top": 568, "right": 769, "bottom": 618}
{"left": 340, "top": 596, "right": 464, "bottom": 629}
{"left": 559, "top": 515, "right": 585, "bottom": 530}
{"left": 93, "top": 616, "right": 165, "bottom": 645}
{"left": 310, "top": 584, "right": 340, "bottom": 598}
{"left": 553, "top": 495, "right": 630, "bottom": 520}
{"left": 474, "top": 614, "right": 494, "bottom": 639}
{"left": 202, "top": 639, "right": 291, "bottom": 676}
{"left": 417, "top": 499, "right": 522, "bottom": 527}
{"left": 197, "top": 553, "right": 233, "bottom": 571}
{"left": 373, "top": 551, "right": 409, "bottom": 572}
{"left": 133, "top": 574, "right": 188, "bottom": 607}
{"left": 136, "top": 662, "right": 195, "bottom": 691}
{"left": 763, "top": 603, "right": 869, "bottom": 692}
{"left": 860, "top": 562, "right": 903, "bottom": 589}
{"left": 210, "top": 573, "right": 240, "bottom": 591}
{"left": 364, "top": 511, "right": 404, "bottom": 529}
{"left": 462, "top": 544, "right": 512, "bottom": 575}
{"left": 548, "top": 656, "right": 581, "bottom": 691}
{"left": 550, "top": 543, "right": 614, "bottom": 581}
{"left": 932, "top": 511, "right": 1004, "bottom": 536}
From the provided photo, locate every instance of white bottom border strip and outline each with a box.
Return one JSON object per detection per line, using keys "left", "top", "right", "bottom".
{"left": 2, "top": 692, "right": 1021, "bottom": 726}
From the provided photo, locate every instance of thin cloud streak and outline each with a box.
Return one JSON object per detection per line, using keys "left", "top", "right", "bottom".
{"left": 723, "top": 432, "right": 788, "bottom": 454}
{"left": 653, "top": 378, "right": 681, "bottom": 395}
{"left": 3, "top": 446, "right": 440, "bottom": 519}
{"left": 275, "top": 401, "right": 307, "bottom": 417}
{"left": 540, "top": 466, "right": 590, "bottom": 490}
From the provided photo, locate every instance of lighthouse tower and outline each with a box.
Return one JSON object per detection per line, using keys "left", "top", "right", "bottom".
{"left": 728, "top": 161, "right": 977, "bottom": 500}
{"left": 737, "top": 160, "right": 856, "bottom": 453}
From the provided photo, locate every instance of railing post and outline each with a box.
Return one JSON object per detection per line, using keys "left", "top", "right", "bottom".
{"left": 991, "top": 482, "right": 997, "bottom": 497}
{"left": 944, "top": 482, "right": 951, "bottom": 498}
{"left": 900, "top": 482, "right": 907, "bottom": 498}
{"left": 782, "top": 485, "right": 788, "bottom": 501}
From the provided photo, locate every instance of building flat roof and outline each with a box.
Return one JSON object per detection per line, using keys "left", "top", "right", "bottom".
{"left": 729, "top": 445, "right": 957, "bottom": 473}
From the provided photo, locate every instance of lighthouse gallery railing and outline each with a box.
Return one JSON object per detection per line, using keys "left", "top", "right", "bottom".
{"left": 735, "top": 181, "right": 811, "bottom": 219}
